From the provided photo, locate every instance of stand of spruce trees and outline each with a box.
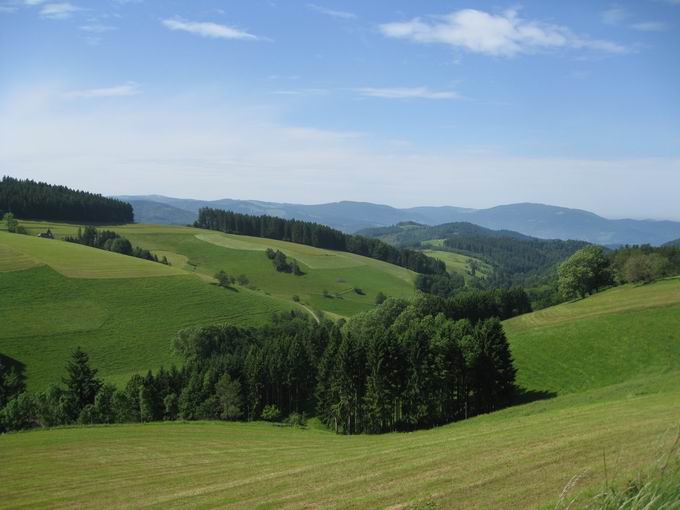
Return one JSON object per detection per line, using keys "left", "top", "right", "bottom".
{"left": 0, "top": 176, "right": 133, "bottom": 223}
{"left": 0, "top": 293, "right": 523, "bottom": 435}
{"left": 195, "top": 208, "right": 446, "bottom": 275}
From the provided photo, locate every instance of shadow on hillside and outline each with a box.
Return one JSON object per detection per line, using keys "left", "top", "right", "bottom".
{"left": 0, "top": 353, "right": 26, "bottom": 388}
{"left": 514, "top": 387, "right": 557, "bottom": 405}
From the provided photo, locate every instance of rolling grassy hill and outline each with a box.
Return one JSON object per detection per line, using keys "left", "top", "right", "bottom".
{"left": 0, "top": 231, "right": 294, "bottom": 390}
{"left": 505, "top": 278, "right": 680, "bottom": 394}
{"left": 1, "top": 222, "right": 416, "bottom": 389}
{"left": 18, "top": 221, "right": 417, "bottom": 318}
{"left": 2, "top": 275, "right": 680, "bottom": 508}
{"left": 421, "top": 248, "right": 492, "bottom": 281}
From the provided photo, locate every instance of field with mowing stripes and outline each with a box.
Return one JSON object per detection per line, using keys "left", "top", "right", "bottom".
{"left": 16, "top": 220, "right": 418, "bottom": 318}
{"left": 505, "top": 278, "right": 680, "bottom": 394}
{"left": 0, "top": 230, "right": 295, "bottom": 390}
{"left": 2, "top": 271, "right": 680, "bottom": 508}
{"left": 0, "top": 373, "right": 678, "bottom": 508}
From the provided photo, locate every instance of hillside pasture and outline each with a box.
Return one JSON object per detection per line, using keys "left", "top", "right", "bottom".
{"left": 0, "top": 231, "right": 184, "bottom": 279}
{"left": 1, "top": 373, "right": 678, "bottom": 509}
{"left": 12, "top": 221, "right": 418, "bottom": 317}
{"left": 506, "top": 277, "right": 680, "bottom": 395}
{"left": 421, "top": 248, "right": 492, "bottom": 280}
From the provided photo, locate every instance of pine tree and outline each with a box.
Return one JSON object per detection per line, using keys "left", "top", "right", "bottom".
{"left": 62, "top": 347, "right": 102, "bottom": 417}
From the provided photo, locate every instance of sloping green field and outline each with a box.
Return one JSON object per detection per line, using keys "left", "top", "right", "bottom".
{"left": 2, "top": 272, "right": 680, "bottom": 508}
{"left": 505, "top": 278, "right": 680, "bottom": 395}
{"left": 0, "top": 231, "right": 294, "bottom": 390}
{"left": 421, "top": 248, "right": 492, "bottom": 280}
{"left": 18, "top": 221, "right": 417, "bottom": 318}
{"left": 0, "top": 223, "right": 417, "bottom": 389}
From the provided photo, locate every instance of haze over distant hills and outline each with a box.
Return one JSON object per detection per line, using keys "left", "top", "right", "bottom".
{"left": 116, "top": 195, "right": 680, "bottom": 246}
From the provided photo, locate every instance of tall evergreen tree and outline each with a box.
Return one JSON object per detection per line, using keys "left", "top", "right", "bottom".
{"left": 62, "top": 347, "right": 102, "bottom": 418}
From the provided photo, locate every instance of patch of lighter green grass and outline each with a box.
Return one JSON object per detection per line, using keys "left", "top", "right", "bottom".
{"left": 505, "top": 278, "right": 680, "bottom": 334}
{"left": 0, "top": 231, "right": 185, "bottom": 279}
{"left": 0, "top": 242, "right": 41, "bottom": 272}
{"left": 421, "top": 249, "right": 491, "bottom": 279}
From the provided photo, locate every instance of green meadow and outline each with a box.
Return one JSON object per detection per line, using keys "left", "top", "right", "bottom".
{"left": 421, "top": 248, "right": 492, "bottom": 280}
{"left": 2, "top": 254, "right": 680, "bottom": 507}
{"left": 16, "top": 220, "right": 417, "bottom": 318}
{"left": 0, "top": 230, "right": 295, "bottom": 390}
{"left": 0, "top": 222, "right": 416, "bottom": 390}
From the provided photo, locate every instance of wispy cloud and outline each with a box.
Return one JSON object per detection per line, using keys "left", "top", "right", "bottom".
{"left": 380, "top": 9, "right": 627, "bottom": 57}
{"left": 307, "top": 3, "right": 356, "bottom": 19}
{"left": 631, "top": 21, "right": 668, "bottom": 31}
{"left": 355, "top": 87, "right": 461, "bottom": 100}
{"left": 64, "top": 82, "right": 140, "bottom": 99}
{"left": 79, "top": 23, "right": 117, "bottom": 33}
{"left": 39, "top": 2, "right": 80, "bottom": 19}
{"left": 272, "top": 88, "right": 330, "bottom": 96}
{"left": 162, "top": 18, "right": 259, "bottom": 41}
{"left": 602, "top": 7, "right": 629, "bottom": 25}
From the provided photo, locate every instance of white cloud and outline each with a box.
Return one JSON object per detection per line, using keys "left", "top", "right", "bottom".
{"left": 24, "top": 0, "right": 48, "bottom": 5}
{"left": 39, "top": 2, "right": 80, "bottom": 19}
{"left": 354, "top": 87, "right": 460, "bottom": 100}
{"left": 379, "top": 9, "right": 627, "bottom": 57}
{"left": 162, "top": 18, "right": 259, "bottom": 41}
{"left": 64, "top": 82, "right": 140, "bottom": 99}
{"left": 307, "top": 3, "right": 356, "bottom": 19}
{"left": 631, "top": 21, "right": 668, "bottom": 31}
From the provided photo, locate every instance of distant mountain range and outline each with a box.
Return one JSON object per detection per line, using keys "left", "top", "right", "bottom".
{"left": 115, "top": 195, "right": 680, "bottom": 246}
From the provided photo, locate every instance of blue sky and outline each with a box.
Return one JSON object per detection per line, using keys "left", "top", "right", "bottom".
{"left": 1, "top": 0, "right": 679, "bottom": 219}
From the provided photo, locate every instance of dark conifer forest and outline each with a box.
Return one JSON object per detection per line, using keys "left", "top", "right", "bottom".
{"left": 0, "top": 177, "right": 133, "bottom": 223}
{"left": 0, "top": 294, "right": 520, "bottom": 435}
{"left": 195, "top": 207, "right": 446, "bottom": 275}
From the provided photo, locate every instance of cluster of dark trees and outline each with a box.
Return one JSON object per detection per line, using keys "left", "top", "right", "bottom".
{"left": 442, "top": 236, "right": 588, "bottom": 287}
{"left": 0, "top": 176, "right": 133, "bottom": 223}
{"left": 557, "top": 244, "right": 680, "bottom": 300}
{"left": 65, "top": 226, "right": 169, "bottom": 265}
{"left": 265, "top": 248, "right": 303, "bottom": 275}
{"left": 0, "top": 292, "right": 522, "bottom": 435}
{"left": 195, "top": 208, "right": 446, "bottom": 275}
{"left": 415, "top": 272, "right": 465, "bottom": 298}
{"left": 610, "top": 245, "right": 680, "bottom": 284}
{"left": 0, "top": 357, "right": 24, "bottom": 413}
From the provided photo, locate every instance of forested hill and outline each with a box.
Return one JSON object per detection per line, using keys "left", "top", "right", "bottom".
{"left": 0, "top": 177, "right": 133, "bottom": 223}
{"left": 195, "top": 208, "right": 446, "bottom": 275}
{"left": 665, "top": 238, "right": 680, "bottom": 248}
{"left": 357, "top": 221, "right": 532, "bottom": 246}
{"left": 442, "top": 235, "right": 589, "bottom": 286}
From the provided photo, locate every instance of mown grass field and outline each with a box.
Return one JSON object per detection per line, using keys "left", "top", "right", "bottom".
{"left": 17, "top": 220, "right": 417, "bottom": 318}
{"left": 505, "top": 278, "right": 680, "bottom": 394}
{"left": 1, "top": 374, "right": 678, "bottom": 509}
{"left": 0, "top": 231, "right": 295, "bottom": 390}
{"left": 2, "top": 272, "right": 680, "bottom": 508}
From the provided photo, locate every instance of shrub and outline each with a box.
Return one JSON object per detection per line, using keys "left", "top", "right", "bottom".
{"left": 285, "top": 412, "right": 306, "bottom": 428}
{"left": 261, "top": 404, "right": 281, "bottom": 422}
